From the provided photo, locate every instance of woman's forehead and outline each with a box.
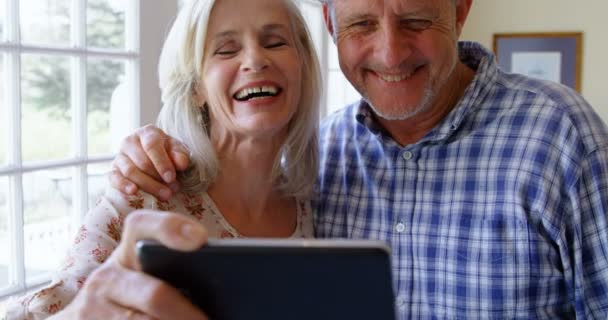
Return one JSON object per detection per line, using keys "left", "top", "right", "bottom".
{"left": 205, "top": 0, "right": 292, "bottom": 40}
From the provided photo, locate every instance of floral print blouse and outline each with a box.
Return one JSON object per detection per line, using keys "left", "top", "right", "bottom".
{"left": 5, "top": 187, "right": 314, "bottom": 320}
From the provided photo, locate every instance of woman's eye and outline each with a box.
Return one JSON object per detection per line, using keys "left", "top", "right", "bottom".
{"left": 402, "top": 19, "right": 432, "bottom": 31}
{"left": 215, "top": 47, "right": 238, "bottom": 56}
{"left": 266, "top": 42, "right": 286, "bottom": 49}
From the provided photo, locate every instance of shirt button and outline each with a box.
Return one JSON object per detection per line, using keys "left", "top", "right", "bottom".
{"left": 402, "top": 151, "right": 413, "bottom": 160}
{"left": 396, "top": 295, "right": 406, "bottom": 308}
{"left": 395, "top": 222, "right": 406, "bottom": 233}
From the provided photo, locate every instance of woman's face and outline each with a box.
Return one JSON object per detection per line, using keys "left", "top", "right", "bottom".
{"left": 201, "top": 0, "right": 303, "bottom": 139}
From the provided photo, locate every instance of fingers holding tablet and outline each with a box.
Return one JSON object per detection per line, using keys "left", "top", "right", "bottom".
{"left": 53, "top": 257, "right": 208, "bottom": 320}
{"left": 116, "top": 210, "right": 209, "bottom": 270}
{"left": 51, "top": 210, "right": 210, "bottom": 320}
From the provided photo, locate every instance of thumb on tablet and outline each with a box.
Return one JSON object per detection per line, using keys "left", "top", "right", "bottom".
{"left": 115, "top": 210, "right": 208, "bottom": 270}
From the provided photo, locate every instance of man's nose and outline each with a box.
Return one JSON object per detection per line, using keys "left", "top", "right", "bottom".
{"left": 376, "top": 26, "right": 412, "bottom": 69}
{"left": 241, "top": 46, "right": 270, "bottom": 73}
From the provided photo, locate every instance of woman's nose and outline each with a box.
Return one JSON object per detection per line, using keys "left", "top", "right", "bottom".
{"left": 241, "top": 46, "right": 270, "bottom": 73}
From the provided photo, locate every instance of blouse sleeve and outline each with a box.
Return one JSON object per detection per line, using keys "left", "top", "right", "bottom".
{"left": 5, "top": 188, "right": 158, "bottom": 320}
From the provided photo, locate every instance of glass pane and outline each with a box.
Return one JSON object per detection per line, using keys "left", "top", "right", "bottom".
{"left": 23, "top": 168, "right": 74, "bottom": 281}
{"left": 328, "top": 34, "right": 341, "bottom": 70}
{"left": 20, "top": 0, "right": 70, "bottom": 46}
{"left": 0, "top": 54, "right": 5, "bottom": 166}
{"left": 88, "top": 162, "right": 110, "bottom": 209}
{"left": 0, "top": 0, "right": 5, "bottom": 41}
{"left": 0, "top": 176, "right": 8, "bottom": 288}
{"left": 299, "top": 3, "right": 323, "bottom": 57}
{"left": 21, "top": 54, "right": 71, "bottom": 163}
{"left": 87, "top": 58, "right": 126, "bottom": 155}
{"left": 327, "top": 71, "right": 350, "bottom": 115}
{"left": 87, "top": 0, "right": 126, "bottom": 49}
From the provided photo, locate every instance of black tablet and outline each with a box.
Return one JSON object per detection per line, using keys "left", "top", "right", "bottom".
{"left": 136, "top": 239, "right": 396, "bottom": 320}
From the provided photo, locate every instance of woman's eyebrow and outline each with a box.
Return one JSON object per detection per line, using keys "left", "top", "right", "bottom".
{"left": 211, "top": 30, "right": 238, "bottom": 42}
{"left": 261, "top": 23, "right": 289, "bottom": 34}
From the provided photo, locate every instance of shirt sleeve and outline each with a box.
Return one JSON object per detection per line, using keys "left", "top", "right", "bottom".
{"left": 562, "top": 145, "right": 608, "bottom": 318}
{"left": 4, "top": 188, "right": 156, "bottom": 320}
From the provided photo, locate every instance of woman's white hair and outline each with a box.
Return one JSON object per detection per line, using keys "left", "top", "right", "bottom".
{"left": 157, "top": 0, "right": 321, "bottom": 200}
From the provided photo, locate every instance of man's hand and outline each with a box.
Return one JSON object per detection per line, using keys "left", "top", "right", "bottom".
{"left": 110, "top": 125, "right": 190, "bottom": 200}
{"left": 49, "top": 210, "right": 209, "bottom": 320}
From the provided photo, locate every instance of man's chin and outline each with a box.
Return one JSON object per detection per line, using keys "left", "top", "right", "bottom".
{"left": 366, "top": 93, "right": 434, "bottom": 121}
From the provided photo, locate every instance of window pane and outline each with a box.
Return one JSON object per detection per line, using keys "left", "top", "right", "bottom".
{"left": 328, "top": 34, "right": 340, "bottom": 70}
{"left": 87, "top": 0, "right": 126, "bottom": 49}
{"left": 23, "top": 168, "right": 74, "bottom": 282}
{"left": 327, "top": 71, "right": 347, "bottom": 115}
{"left": 0, "top": 54, "right": 6, "bottom": 166}
{"left": 0, "top": 176, "right": 8, "bottom": 289}
{"left": 20, "top": 0, "right": 70, "bottom": 46}
{"left": 21, "top": 54, "right": 71, "bottom": 163}
{"left": 87, "top": 58, "right": 126, "bottom": 156}
{"left": 299, "top": 2, "right": 323, "bottom": 57}
{"left": 0, "top": 0, "right": 5, "bottom": 41}
{"left": 88, "top": 162, "right": 110, "bottom": 209}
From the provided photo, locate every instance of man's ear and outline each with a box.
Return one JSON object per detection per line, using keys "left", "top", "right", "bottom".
{"left": 455, "top": 0, "right": 473, "bottom": 36}
{"left": 322, "top": 4, "right": 336, "bottom": 43}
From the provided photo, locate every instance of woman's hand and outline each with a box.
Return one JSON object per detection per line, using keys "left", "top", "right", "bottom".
{"left": 49, "top": 210, "right": 208, "bottom": 320}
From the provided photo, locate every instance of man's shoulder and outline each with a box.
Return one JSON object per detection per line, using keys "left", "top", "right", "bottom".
{"left": 492, "top": 72, "right": 608, "bottom": 151}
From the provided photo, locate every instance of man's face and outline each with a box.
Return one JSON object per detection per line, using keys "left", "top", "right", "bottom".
{"left": 329, "top": 0, "right": 466, "bottom": 121}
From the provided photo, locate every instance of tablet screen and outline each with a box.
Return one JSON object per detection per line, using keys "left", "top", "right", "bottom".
{"left": 137, "top": 239, "right": 396, "bottom": 320}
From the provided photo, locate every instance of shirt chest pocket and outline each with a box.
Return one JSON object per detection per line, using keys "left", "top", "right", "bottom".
{"left": 453, "top": 215, "right": 530, "bottom": 265}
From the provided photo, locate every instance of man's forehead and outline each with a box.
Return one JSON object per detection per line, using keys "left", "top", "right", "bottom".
{"left": 332, "top": 0, "right": 441, "bottom": 14}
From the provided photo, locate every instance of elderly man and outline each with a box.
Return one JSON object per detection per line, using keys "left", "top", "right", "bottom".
{"left": 111, "top": 0, "right": 608, "bottom": 318}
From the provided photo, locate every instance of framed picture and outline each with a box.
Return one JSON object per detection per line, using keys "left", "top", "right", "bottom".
{"left": 493, "top": 32, "right": 583, "bottom": 92}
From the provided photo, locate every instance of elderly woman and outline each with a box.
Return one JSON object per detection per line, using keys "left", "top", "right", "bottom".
{"left": 6, "top": 0, "right": 321, "bottom": 318}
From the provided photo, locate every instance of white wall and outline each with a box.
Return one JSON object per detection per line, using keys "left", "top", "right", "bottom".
{"left": 461, "top": 1, "right": 608, "bottom": 122}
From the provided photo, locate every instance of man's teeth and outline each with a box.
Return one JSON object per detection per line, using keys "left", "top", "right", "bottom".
{"left": 378, "top": 73, "right": 412, "bottom": 82}
{"left": 235, "top": 86, "right": 279, "bottom": 100}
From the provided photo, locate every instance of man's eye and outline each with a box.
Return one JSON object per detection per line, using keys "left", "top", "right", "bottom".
{"left": 351, "top": 20, "right": 372, "bottom": 27}
{"left": 402, "top": 19, "right": 432, "bottom": 31}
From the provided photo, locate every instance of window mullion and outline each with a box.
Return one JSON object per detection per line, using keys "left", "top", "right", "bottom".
{"left": 71, "top": 0, "right": 87, "bottom": 226}
{"left": 6, "top": 0, "right": 25, "bottom": 293}
{"left": 127, "top": 0, "right": 141, "bottom": 131}
{"left": 318, "top": 5, "right": 329, "bottom": 117}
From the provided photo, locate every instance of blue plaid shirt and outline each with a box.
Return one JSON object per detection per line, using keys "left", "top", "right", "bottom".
{"left": 314, "top": 42, "right": 608, "bottom": 319}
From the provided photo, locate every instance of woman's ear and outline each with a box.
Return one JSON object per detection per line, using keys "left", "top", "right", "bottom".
{"left": 192, "top": 85, "right": 206, "bottom": 108}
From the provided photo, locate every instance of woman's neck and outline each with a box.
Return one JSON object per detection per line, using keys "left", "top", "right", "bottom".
{"left": 206, "top": 132, "right": 297, "bottom": 237}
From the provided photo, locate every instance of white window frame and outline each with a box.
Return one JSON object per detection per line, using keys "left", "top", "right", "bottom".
{"left": 0, "top": 0, "right": 177, "bottom": 300}
{"left": 295, "top": 0, "right": 360, "bottom": 116}
{"left": 295, "top": 0, "right": 329, "bottom": 116}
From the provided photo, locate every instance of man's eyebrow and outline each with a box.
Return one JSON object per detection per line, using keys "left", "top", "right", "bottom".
{"left": 339, "top": 13, "right": 376, "bottom": 26}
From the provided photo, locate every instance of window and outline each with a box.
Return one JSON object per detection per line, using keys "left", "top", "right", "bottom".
{"left": 326, "top": 38, "right": 361, "bottom": 115}
{"left": 296, "top": 0, "right": 360, "bottom": 116}
{"left": 0, "top": 0, "right": 176, "bottom": 302}
{"left": 0, "top": 0, "right": 351, "bottom": 307}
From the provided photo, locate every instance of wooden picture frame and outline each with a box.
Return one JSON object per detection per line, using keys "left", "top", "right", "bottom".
{"left": 493, "top": 32, "right": 583, "bottom": 92}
